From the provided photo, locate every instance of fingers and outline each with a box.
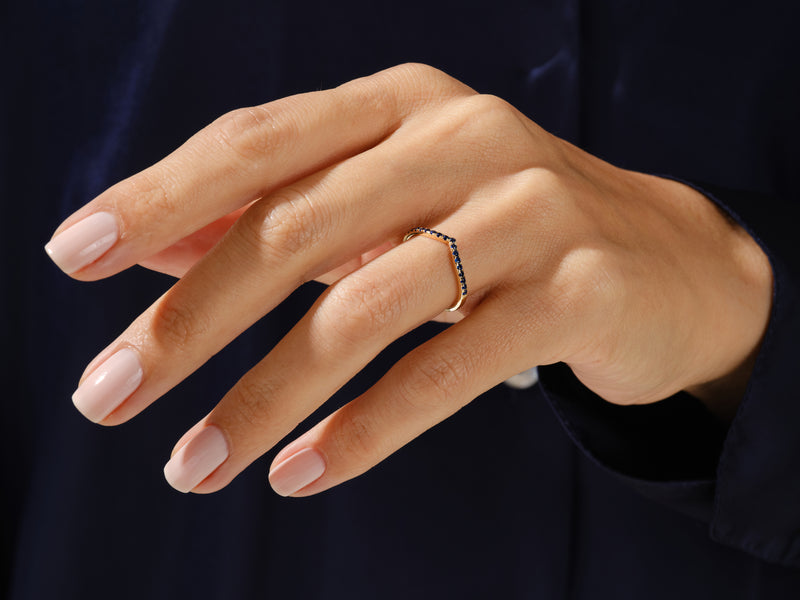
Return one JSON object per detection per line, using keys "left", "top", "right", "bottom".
{"left": 70, "top": 112, "right": 490, "bottom": 426}
{"left": 45, "top": 64, "right": 472, "bottom": 280}
{"left": 267, "top": 294, "right": 540, "bottom": 497}
{"left": 161, "top": 225, "right": 478, "bottom": 493}
{"left": 159, "top": 188, "right": 557, "bottom": 494}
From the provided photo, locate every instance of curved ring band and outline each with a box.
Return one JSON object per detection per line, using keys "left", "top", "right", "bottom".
{"left": 403, "top": 227, "right": 468, "bottom": 312}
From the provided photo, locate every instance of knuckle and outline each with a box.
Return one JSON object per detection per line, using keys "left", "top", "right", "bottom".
{"left": 330, "top": 409, "right": 379, "bottom": 466}
{"left": 228, "top": 375, "right": 281, "bottom": 429}
{"left": 543, "top": 246, "right": 621, "bottom": 330}
{"left": 400, "top": 349, "right": 471, "bottom": 411}
{"left": 507, "top": 167, "right": 570, "bottom": 240}
{"left": 384, "top": 62, "right": 468, "bottom": 95}
{"left": 563, "top": 248, "right": 616, "bottom": 308}
{"left": 525, "top": 165, "right": 564, "bottom": 197}
{"left": 355, "top": 62, "right": 441, "bottom": 89}
{"left": 322, "top": 273, "right": 404, "bottom": 348}
{"left": 238, "top": 187, "right": 328, "bottom": 264}
{"left": 461, "top": 94, "right": 523, "bottom": 140}
{"left": 113, "top": 169, "right": 178, "bottom": 239}
{"left": 339, "top": 62, "right": 470, "bottom": 124}
{"left": 456, "top": 93, "right": 513, "bottom": 123}
{"left": 390, "top": 62, "right": 442, "bottom": 79}
{"left": 208, "top": 104, "right": 290, "bottom": 163}
{"left": 470, "top": 92, "right": 515, "bottom": 115}
{"left": 384, "top": 62, "right": 450, "bottom": 92}
{"left": 335, "top": 76, "right": 399, "bottom": 127}
{"left": 421, "top": 94, "right": 521, "bottom": 165}
{"left": 150, "top": 296, "right": 211, "bottom": 353}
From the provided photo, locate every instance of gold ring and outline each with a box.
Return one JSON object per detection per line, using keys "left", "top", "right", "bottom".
{"left": 403, "top": 227, "right": 467, "bottom": 311}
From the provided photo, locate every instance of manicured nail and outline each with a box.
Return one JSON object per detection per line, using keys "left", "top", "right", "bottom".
{"left": 269, "top": 448, "right": 326, "bottom": 497}
{"left": 163, "top": 426, "right": 229, "bottom": 493}
{"left": 45, "top": 212, "right": 119, "bottom": 274}
{"left": 72, "top": 348, "right": 143, "bottom": 423}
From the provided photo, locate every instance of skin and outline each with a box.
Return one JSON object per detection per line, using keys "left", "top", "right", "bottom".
{"left": 51, "top": 63, "right": 773, "bottom": 496}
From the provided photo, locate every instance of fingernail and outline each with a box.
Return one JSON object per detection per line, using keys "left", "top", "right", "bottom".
{"left": 269, "top": 448, "right": 326, "bottom": 497}
{"left": 45, "top": 212, "right": 119, "bottom": 274}
{"left": 72, "top": 348, "right": 143, "bottom": 423}
{"left": 164, "top": 426, "right": 229, "bottom": 493}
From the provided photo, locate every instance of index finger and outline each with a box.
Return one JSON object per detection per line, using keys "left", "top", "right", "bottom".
{"left": 44, "top": 64, "right": 472, "bottom": 279}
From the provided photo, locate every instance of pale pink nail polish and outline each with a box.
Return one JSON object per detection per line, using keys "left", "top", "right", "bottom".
{"left": 269, "top": 448, "right": 326, "bottom": 497}
{"left": 45, "top": 212, "right": 119, "bottom": 274}
{"left": 72, "top": 348, "right": 143, "bottom": 423}
{"left": 163, "top": 426, "right": 229, "bottom": 493}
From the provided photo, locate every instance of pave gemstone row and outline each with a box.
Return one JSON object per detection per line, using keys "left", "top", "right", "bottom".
{"left": 403, "top": 227, "right": 467, "bottom": 311}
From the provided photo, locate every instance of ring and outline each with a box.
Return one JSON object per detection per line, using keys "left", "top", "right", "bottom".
{"left": 403, "top": 227, "right": 468, "bottom": 311}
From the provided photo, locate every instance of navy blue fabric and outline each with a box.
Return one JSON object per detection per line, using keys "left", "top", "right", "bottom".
{"left": 3, "top": 1, "right": 800, "bottom": 598}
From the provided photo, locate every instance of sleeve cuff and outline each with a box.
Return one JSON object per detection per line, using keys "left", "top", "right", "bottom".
{"left": 538, "top": 362, "right": 721, "bottom": 522}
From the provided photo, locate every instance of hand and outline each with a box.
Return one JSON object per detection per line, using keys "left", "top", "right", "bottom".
{"left": 45, "top": 63, "right": 772, "bottom": 496}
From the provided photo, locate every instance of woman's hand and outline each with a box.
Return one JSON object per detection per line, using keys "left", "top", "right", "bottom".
{"left": 45, "top": 63, "right": 772, "bottom": 496}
